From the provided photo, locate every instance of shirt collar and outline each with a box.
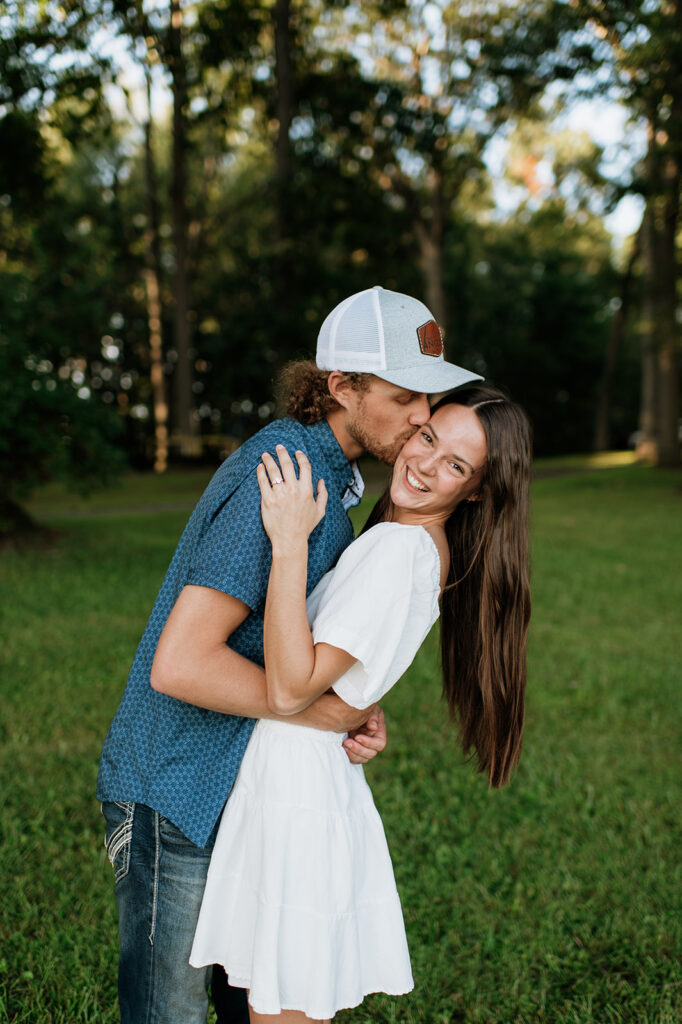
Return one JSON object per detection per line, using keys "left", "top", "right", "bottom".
{"left": 302, "top": 419, "right": 365, "bottom": 509}
{"left": 342, "top": 460, "right": 365, "bottom": 511}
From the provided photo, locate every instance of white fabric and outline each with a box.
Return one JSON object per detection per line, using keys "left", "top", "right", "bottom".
{"left": 318, "top": 288, "right": 388, "bottom": 371}
{"left": 340, "top": 458, "right": 365, "bottom": 511}
{"left": 190, "top": 523, "right": 441, "bottom": 1019}
{"left": 311, "top": 522, "right": 441, "bottom": 709}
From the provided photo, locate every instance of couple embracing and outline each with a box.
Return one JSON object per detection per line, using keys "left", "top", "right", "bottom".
{"left": 98, "top": 285, "right": 531, "bottom": 1024}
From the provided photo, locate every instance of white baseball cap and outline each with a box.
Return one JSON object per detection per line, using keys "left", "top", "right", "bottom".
{"left": 316, "top": 285, "right": 483, "bottom": 394}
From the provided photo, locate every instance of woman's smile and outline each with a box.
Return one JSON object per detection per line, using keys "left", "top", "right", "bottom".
{"left": 404, "top": 466, "right": 429, "bottom": 493}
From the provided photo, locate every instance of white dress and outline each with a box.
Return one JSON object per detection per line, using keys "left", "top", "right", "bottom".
{"left": 190, "top": 522, "right": 441, "bottom": 1019}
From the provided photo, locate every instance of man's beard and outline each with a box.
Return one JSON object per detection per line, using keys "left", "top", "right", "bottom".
{"left": 347, "top": 414, "right": 416, "bottom": 466}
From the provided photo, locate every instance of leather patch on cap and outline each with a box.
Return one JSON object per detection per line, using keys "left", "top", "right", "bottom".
{"left": 417, "top": 319, "right": 443, "bottom": 357}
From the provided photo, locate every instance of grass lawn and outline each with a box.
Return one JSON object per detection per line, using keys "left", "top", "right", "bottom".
{"left": 1, "top": 461, "right": 681, "bottom": 1023}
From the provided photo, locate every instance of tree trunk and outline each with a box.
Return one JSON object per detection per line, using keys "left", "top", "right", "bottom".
{"left": 169, "top": 0, "right": 198, "bottom": 456}
{"left": 272, "top": 0, "right": 293, "bottom": 360}
{"left": 0, "top": 495, "right": 40, "bottom": 541}
{"left": 638, "top": 111, "right": 681, "bottom": 467}
{"left": 143, "top": 64, "right": 169, "bottom": 474}
{"left": 657, "top": 340, "right": 679, "bottom": 466}
{"left": 274, "top": 0, "right": 293, "bottom": 232}
{"left": 654, "top": 150, "right": 680, "bottom": 467}
{"left": 637, "top": 203, "right": 659, "bottom": 462}
{"left": 413, "top": 171, "right": 447, "bottom": 339}
{"left": 593, "top": 224, "right": 642, "bottom": 451}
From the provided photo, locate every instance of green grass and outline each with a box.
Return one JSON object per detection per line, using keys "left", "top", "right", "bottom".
{"left": 25, "top": 467, "right": 216, "bottom": 516}
{"left": 532, "top": 450, "right": 639, "bottom": 472}
{"left": 1, "top": 463, "right": 681, "bottom": 1023}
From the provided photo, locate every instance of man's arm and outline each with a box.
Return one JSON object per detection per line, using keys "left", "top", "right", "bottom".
{"left": 150, "top": 585, "right": 386, "bottom": 761}
{"left": 151, "top": 585, "right": 269, "bottom": 717}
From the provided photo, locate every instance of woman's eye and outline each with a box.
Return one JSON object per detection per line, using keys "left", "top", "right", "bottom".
{"left": 449, "top": 462, "right": 463, "bottom": 474}
{"left": 421, "top": 431, "right": 433, "bottom": 443}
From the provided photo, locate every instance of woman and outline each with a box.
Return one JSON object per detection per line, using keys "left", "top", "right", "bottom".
{"left": 190, "top": 384, "right": 532, "bottom": 1022}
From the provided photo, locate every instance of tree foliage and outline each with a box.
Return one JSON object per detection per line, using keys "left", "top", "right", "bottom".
{"left": 0, "top": 0, "right": 677, "bottom": 535}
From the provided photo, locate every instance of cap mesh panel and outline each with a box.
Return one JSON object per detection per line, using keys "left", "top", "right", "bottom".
{"left": 334, "top": 292, "right": 381, "bottom": 358}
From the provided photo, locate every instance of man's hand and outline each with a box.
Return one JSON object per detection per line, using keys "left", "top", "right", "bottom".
{"left": 295, "top": 694, "right": 387, "bottom": 763}
{"left": 343, "top": 705, "right": 387, "bottom": 765}
{"left": 297, "top": 694, "right": 387, "bottom": 765}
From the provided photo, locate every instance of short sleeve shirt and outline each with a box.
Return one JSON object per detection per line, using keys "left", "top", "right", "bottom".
{"left": 97, "top": 418, "right": 363, "bottom": 847}
{"left": 307, "top": 523, "right": 441, "bottom": 710}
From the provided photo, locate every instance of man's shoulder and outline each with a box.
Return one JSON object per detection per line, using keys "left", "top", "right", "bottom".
{"left": 236, "top": 417, "right": 312, "bottom": 452}
{"left": 213, "top": 419, "right": 301, "bottom": 474}
{"left": 205, "top": 418, "right": 317, "bottom": 496}
{"left": 232, "top": 418, "right": 328, "bottom": 465}
{"left": 249, "top": 417, "right": 312, "bottom": 447}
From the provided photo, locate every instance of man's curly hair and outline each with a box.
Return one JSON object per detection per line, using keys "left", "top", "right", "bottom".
{"left": 276, "top": 360, "right": 372, "bottom": 424}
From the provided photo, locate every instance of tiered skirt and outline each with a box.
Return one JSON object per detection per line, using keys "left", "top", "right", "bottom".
{"left": 190, "top": 718, "right": 413, "bottom": 1019}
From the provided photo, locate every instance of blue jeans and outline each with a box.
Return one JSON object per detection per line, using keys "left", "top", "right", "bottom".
{"left": 102, "top": 801, "right": 249, "bottom": 1024}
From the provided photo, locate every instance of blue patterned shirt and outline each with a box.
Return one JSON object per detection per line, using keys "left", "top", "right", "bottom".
{"left": 97, "top": 418, "right": 363, "bottom": 847}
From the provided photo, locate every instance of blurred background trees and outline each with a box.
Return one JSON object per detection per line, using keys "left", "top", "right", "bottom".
{"left": 1, "top": 0, "right": 679, "bottom": 528}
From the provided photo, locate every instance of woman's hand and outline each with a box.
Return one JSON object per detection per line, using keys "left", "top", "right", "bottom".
{"left": 257, "top": 445, "right": 328, "bottom": 553}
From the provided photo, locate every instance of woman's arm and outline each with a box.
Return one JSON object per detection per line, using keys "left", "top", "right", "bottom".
{"left": 258, "top": 446, "right": 357, "bottom": 715}
{"left": 151, "top": 581, "right": 386, "bottom": 759}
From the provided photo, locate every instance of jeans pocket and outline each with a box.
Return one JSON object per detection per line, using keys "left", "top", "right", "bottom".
{"left": 102, "top": 800, "right": 135, "bottom": 884}
{"left": 158, "top": 813, "right": 194, "bottom": 848}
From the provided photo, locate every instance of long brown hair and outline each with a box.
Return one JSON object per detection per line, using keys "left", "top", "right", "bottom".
{"left": 362, "top": 384, "right": 532, "bottom": 788}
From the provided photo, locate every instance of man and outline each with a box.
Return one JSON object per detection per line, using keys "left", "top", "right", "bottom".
{"left": 97, "top": 285, "right": 481, "bottom": 1024}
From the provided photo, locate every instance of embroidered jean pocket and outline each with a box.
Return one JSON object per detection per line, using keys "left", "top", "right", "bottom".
{"left": 102, "top": 800, "right": 134, "bottom": 884}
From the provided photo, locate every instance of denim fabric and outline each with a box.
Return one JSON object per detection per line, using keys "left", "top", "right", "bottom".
{"left": 102, "top": 801, "right": 248, "bottom": 1024}
{"left": 98, "top": 418, "right": 362, "bottom": 848}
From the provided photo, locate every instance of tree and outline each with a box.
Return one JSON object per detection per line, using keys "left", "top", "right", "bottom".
{"left": 548, "top": 0, "right": 682, "bottom": 465}
{"left": 594, "top": 223, "right": 642, "bottom": 452}
{"left": 0, "top": 2, "right": 129, "bottom": 533}
{"left": 0, "top": 272, "right": 124, "bottom": 536}
{"left": 0, "top": 0, "right": 654, "bottom": 479}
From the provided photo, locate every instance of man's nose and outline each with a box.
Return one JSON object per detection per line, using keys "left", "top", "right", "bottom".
{"left": 408, "top": 394, "right": 430, "bottom": 425}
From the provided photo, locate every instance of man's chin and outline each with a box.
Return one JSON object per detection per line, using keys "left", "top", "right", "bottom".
{"left": 364, "top": 435, "right": 412, "bottom": 466}
{"left": 348, "top": 418, "right": 416, "bottom": 466}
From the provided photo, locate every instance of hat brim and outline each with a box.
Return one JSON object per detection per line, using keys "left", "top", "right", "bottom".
{"left": 373, "top": 362, "right": 484, "bottom": 395}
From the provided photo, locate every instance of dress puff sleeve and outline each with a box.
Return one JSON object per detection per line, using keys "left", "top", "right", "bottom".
{"left": 309, "top": 522, "right": 441, "bottom": 710}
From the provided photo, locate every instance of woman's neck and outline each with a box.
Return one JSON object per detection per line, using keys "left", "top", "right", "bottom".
{"left": 382, "top": 500, "right": 450, "bottom": 530}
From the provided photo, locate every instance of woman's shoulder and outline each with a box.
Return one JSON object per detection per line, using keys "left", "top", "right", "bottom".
{"left": 352, "top": 519, "right": 430, "bottom": 546}
{"left": 420, "top": 524, "right": 449, "bottom": 593}
{"left": 344, "top": 521, "right": 441, "bottom": 582}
